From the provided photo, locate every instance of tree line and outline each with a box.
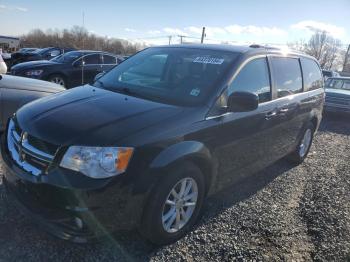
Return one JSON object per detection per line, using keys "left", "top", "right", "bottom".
{"left": 20, "top": 26, "right": 146, "bottom": 55}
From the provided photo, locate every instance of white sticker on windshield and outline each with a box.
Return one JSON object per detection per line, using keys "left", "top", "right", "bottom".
{"left": 190, "top": 88, "right": 201, "bottom": 97}
{"left": 193, "top": 57, "right": 224, "bottom": 65}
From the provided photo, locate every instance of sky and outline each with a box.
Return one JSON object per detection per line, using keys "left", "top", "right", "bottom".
{"left": 0, "top": 0, "right": 350, "bottom": 46}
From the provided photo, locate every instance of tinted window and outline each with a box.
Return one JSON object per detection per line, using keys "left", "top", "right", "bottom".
{"left": 343, "top": 80, "right": 350, "bottom": 90}
{"left": 228, "top": 58, "right": 271, "bottom": 103}
{"left": 103, "top": 55, "right": 116, "bottom": 64}
{"left": 84, "top": 54, "right": 100, "bottom": 65}
{"left": 327, "top": 79, "right": 344, "bottom": 89}
{"left": 95, "top": 47, "right": 239, "bottom": 106}
{"left": 301, "top": 58, "right": 323, "bottom": 91}
{"left": 271, "top": 57, "right": 302, "bottom": 98}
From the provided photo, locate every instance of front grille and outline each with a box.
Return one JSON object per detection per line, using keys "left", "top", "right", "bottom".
{"left": 7, "top": 119, "right": 58, "bottom": 176}
{"left": 325, "top": 95, "right": 350, "bottom": 109}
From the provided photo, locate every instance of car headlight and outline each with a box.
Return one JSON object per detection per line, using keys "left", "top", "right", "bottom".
{"left": 25, "top": 69, "right": 43, "bottom": 76}
{"left": 60, "top": 146, "right": 134, "bottom": 179}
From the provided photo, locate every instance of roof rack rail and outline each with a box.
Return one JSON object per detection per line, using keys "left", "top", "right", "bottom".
{"left": 249, "top": 44, "right": 263, "bottom": 48}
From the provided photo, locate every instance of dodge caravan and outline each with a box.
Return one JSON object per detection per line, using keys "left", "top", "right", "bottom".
{"left": 1, "top": 44, "right": 324, "bottom": 245}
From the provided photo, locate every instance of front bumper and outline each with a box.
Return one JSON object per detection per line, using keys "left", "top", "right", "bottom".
{"left": 1, "top": 139, "right": 149, "bottom": 242}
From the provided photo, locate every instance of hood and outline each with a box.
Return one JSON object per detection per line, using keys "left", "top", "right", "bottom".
{"left": 0, "top": 74, "right": 65, "bottom": 93}
{"left": 16, "top": 85, "right": 184, "bottom": 146}
{"left": 325, "top": 88, "right": 350, "bottom": 97}
{"left": 11, "top": 60, "right": 59, "bottom": 71}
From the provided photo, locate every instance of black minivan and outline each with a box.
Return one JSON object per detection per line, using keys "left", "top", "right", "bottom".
{"left": 1, "top": 44, "right": 324, "bottom": 245}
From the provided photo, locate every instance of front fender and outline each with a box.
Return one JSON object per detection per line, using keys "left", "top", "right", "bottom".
{"left": 150, "top": 141, "right": 211, "bottom": 169}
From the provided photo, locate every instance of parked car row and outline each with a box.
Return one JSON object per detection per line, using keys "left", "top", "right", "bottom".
{"left": 8, "top": 47, "right": 75, "bottom": 68}
{"left": 10, "top": 50, "right": 122, "bottom": 88}
{"left": 0, "top": 44, "right": 325, "bottom": 245}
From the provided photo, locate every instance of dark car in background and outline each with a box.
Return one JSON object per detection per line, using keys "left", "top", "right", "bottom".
{"left": 1, "top": 44, "right": 324, "bottom": 245}
{"left": 0, "top": 74, "right": 64, "bottom": 132}
{"left": 322, "top": 69, "right": 340, "bottom": 80}
{"left": 9, "top": 47, "right": 75, "bottom": 68}
{"left": 324, "top": 77, "right": 350, "bottom": 114}
{"left": 10, "top": 50, "right": 120, "bottom": 88}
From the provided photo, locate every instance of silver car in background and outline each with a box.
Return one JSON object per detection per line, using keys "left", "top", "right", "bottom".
{"left": 0, "top": 55, "right": 7, "bottom": 74}
{"left": 0, "top": 74, "right": 65, "bottom": 131}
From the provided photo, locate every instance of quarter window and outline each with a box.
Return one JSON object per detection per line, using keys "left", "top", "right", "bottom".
{"left": 271, "top": 57, "right": 302, "bottom": 98}
{"left": 301, "top": 58, "right": 323, "bottom": 91}
{"left": 228, "top": 58, "right": 271, "bottom": 103}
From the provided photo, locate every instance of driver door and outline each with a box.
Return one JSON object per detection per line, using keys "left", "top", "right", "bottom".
{"left": 214, "top": 57, "right": 281, "bottom": 189}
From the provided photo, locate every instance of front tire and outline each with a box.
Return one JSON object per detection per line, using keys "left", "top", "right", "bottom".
{"left": 287, "top": 122, "right": 315, "bottom": 164}
{"left": 48, "top": 74, "right": 66, "bottom": 87}
{"left": 139, "top": 162, "right": 205, "bottom": 245}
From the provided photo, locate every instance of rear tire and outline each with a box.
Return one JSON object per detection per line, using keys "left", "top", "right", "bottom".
{"left": 139, "top": 161, "right": 205, "bottom": 245}
{"left": 287, "top": 122, "right": 315, "bottom": 164}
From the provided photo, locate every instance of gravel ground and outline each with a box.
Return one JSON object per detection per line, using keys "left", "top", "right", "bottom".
{"left": 0, "top": 113, "right": 349, "bottom": 261}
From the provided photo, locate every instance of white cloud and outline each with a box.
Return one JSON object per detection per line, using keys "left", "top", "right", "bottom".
{"left": 147, "top": 30, "right": 161, "bottom": 35}
{"left": 125, "top": 28, "right": 136, "bottom": 32}
{"left": 0, "top": 4, "right": 28, "bottom": 12}
{"left": 15, "top": 6, "right": 28, "bottom": 12}
{"left": 185, "top": 26, "right": 226, "bottom": 37}
{"left": 163, "top": 27, "right": 188, "bottom": 36}
{"left": 291, "top": 20, "right": 345, "bottom": 38}
{"left": 225, "top": 25, "right": 286, "bottom": 36}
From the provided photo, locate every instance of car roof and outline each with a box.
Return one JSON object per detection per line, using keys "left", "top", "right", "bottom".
{"left": 327, "top": 77, "right": 350, "bottom": 80}
{"left": 74, "top": 50, "right": 117, "bottom": 55}
{"left": 153, "top": 43, "right": 314, "bottom": 59}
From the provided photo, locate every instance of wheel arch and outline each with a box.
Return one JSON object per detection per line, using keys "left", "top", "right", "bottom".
{"left": 150, "top": 141, "right": 215, "bottom": 195}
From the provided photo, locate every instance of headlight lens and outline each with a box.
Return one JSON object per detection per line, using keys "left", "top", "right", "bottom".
{"left": 60, "top": 146, "right": 134, "bottom": 179}
{"left": 25, "top": 69, "right": 43, "bottom": 76}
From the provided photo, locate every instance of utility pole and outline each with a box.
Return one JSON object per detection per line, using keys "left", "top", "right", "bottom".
{"left": 343, "top": 44, "right": 350, "bottom": 72}
{"left": 168, "top": 35, "right": 172, "bottom": 45}
{"left": 201, "top": 27, "right": 206, "bottom": 44}
{"left": 178, "top": 35, "right": 186, "bottom": 44}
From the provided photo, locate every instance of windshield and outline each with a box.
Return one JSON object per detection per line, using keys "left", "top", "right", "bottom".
{"left": 326, "top": 78, "right": 350, "bottom": 91}
{"left": 94, "top": 47, "right": 239, "bottom": 106}
{"left": 51, "top": 51, "right": 82, "bottom": 63}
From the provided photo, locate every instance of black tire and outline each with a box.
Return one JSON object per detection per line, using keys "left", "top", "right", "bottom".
{"left": 287, "top": 122, "right": 315, "bottom": 164}
{"left": 48, "top": 74, "right": 66, "bottom": 87}
{"left": 139, "top": 161, "right": 205, "bottom": 245}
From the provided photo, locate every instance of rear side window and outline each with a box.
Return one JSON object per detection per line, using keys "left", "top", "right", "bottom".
{"left": 301, "top": 58, "right": 323, "bottom": 91}
{"left": 228, "top": 58, "right": 271, "bottom": 103}
{"left": 271, "top": 57, "right": 302, "bottom": 98}
{"left": 83, "top": 54, "right": 101, "bottom": 65}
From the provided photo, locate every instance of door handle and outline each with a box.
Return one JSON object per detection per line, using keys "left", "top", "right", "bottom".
{"left": 265, "top": 110, "right": 277, "bottom": 120}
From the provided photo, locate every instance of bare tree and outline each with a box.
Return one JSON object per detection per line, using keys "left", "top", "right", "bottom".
{"left": 288, "top": 31, "right": 344, "bottom": 70}
{"left": 20, "top": 26, "right": 145, "bottom": 55}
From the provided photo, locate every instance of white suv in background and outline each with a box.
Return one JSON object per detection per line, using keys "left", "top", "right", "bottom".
{"left": 0, "top": 55, "right": 8, "bottom": 74}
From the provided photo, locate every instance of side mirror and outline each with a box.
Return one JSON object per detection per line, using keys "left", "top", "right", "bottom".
{"left": 94, "top": 71, "right": 106, "bottom": 82}
{"left": 72, "top": 60, "right": 82, "bottom": 67}
{"left": 227, "top": 91, "right": 259, "bottom": 112}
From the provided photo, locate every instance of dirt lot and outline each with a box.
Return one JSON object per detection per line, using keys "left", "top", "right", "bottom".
{"left": 0, "top": 114, "right": 349, "bottom": 261}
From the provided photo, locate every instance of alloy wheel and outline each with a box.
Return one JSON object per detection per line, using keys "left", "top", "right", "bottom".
{"left": 161, "top": 177, "right": 198, "bottom": 233}
{"left": 299, "top": 128, "right": 312, "bottom": 158}
{"left": 50, "top": 76, "right": 65, "bottom": 86}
